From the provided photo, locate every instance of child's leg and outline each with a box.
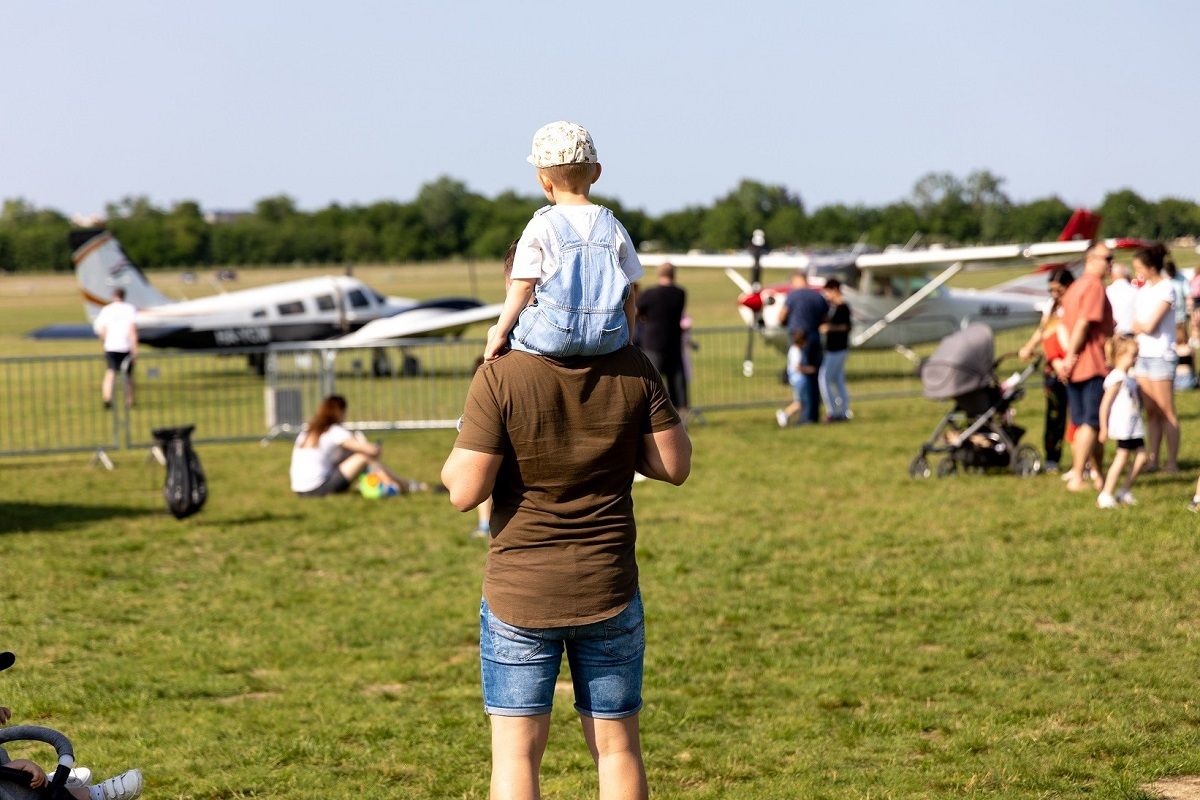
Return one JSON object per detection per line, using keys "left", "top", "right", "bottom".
{"left": 1124, "top": 448, "right": 1148, "bottom": 493}
{"left": 1101, "top": 448, "right": 1129, "bottom": 497}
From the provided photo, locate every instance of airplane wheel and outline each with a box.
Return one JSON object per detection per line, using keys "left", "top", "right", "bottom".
{"left": 937, "top": 457, "right": 958, "bottom": 478}
{"left": 908, "top": 455, "right": 932, "bottom": 480}
{"left": 1013, "top": 445, "right": 1042, "bottom": 477}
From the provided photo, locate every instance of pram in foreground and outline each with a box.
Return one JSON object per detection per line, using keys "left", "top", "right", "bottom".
{"left": 909, "top": 323, "right": 1042, "bottom": 479}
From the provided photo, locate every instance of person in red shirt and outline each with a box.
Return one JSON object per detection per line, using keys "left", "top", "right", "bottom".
{"left": 1057, "top": 242, "right": 1116, "bottom": 492}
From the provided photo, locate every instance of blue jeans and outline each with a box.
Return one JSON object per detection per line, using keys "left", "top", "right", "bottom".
{"left": 818, "top": 349, "right": 850, "bottom": 419}
{"left": 479, "top": 591, "right": 645, "bottom": 719}
{"left": 510, "top": 206, "right": 630, "bottom": 357}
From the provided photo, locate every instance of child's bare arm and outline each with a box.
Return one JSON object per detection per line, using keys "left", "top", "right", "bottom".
{"left": 484, "top": 278, "right": 536, "bottom": 361}
{"left": 6, "top": 759, "right": 47, "bottom": 788}
{"left": 1097, "top": 383, "right": 1119, "bottom": 442}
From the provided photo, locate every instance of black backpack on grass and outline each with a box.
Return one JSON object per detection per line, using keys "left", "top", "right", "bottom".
{"left": 152, "top": 425, "right": 207, "bottom": 519}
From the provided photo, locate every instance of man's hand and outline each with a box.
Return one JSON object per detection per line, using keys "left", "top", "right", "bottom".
{"left": 1098, "top": 426, "right": 1108, "bottom": 444}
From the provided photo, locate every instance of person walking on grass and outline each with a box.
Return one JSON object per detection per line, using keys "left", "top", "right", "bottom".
{"left": 92, "top": 287, "right": 138, "bottom": 409}
{"left": 776, "top": 329, "right": 816, "bottom": 427}
{"left": 442, "top": 344, "right": 691, "bottom": 800}
{"left": 1097, "top": 336, "right": 1147, "bottom": 509}
{"left": 778, "top": 270, "right": 828, "bottom": 423}
{"left": 1057, "top": 241, "right": 1115, "bottom": 492}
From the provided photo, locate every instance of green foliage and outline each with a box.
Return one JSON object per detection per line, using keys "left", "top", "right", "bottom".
{"left": 4, "top": 171, "right": 1200, "bottom": 273}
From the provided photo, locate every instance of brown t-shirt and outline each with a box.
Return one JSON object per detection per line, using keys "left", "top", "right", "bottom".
{"left": 454, "top": 346, "right": 681, "bottom": 628}
{"left": 1060, "top": 272, "right": 1114, "bottom": 382}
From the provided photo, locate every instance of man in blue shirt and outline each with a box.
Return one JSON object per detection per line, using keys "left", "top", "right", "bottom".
{"left": 779, "top": 271, "right": 829, "bottom": 423}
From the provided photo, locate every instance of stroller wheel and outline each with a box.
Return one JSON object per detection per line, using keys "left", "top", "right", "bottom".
{"left": 908, "top": 455, "right": 932, "bottom": 479}
{"left": 1013, "top": 444, "right": 1042, "bottom": 477}
{"left": 937, "top": 457, "right": 958, "bottom": 478}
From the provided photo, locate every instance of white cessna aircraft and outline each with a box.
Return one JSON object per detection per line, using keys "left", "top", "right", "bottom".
{"left": 639, "top": 210, "right": 1140, "bottom": 374}
{"left": 67, "top": 229, "right": 502, "bottom": 351}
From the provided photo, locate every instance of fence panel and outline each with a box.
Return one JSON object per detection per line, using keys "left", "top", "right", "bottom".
{"left": 0, "top": 355, "right": 119, "bottom": 456}
{"left": 0, "top": 325, "right": 1037, "bottom": 457}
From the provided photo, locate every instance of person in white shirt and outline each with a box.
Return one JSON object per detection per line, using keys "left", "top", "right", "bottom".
{"left": 289, "top": 395, "right": 425, "bottom": 497}
{"left": 1097, "top": 336, "right": 1147, "bottom": 508}
{"left": 1105, "top": 261, "right": 1137, "bottom": 336}
{"left": 1130, "top": 244, "right": 1180, "bottom": 473}
{"left": 92, "top": 288, "right": 139, "bottom": 409}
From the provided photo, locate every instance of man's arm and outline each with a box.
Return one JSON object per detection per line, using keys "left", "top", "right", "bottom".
{"left": 129, "top": 320, "right": 139, "bottom": 357}
{"left": 441, "top": 447, "right": 503, "bottom": 512}
{"left": 636, "top": 423, "right": 691, "bottom": 485}
{"left": 1059, "top": 317, "right": 1090, "bottom": 381}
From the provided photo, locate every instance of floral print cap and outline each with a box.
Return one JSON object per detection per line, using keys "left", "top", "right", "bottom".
{"left": 526, "top": 121, "right": 598, "bottom": 168}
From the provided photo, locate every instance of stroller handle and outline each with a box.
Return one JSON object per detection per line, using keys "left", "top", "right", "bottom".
{"left": 0, "top": 725, "right": 75, "bottom": 768}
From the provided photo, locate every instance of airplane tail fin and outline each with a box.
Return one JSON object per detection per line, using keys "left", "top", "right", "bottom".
{"left": 71, "top": 229, "right": 172, "bottom": 321}
{"left": 1058, "top": 209, "right": 1101, "bottom": 242}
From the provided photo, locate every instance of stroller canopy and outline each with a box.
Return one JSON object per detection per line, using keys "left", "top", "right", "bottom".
{"left": 920, "top": 323, "right": 996, "bottom": 400}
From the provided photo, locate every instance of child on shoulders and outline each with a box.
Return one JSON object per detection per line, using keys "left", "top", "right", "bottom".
{"left": 484, "top": 121, "right": 642, "bottom": 361}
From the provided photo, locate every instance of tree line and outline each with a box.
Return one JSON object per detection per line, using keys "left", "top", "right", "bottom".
{"left": 2, "top": 171, "right": 1198, "bottom": 273}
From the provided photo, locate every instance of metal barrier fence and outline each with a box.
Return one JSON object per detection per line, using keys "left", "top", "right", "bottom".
{"left": 0, "top": 325, "right": 1033, "bottom": 458}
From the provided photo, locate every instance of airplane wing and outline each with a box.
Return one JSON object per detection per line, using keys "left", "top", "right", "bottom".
{"left": 638, "top": 252, "right": 811, "bottom": 270}
{"left": 337, "top": 303, "right": 502, "bottom": 344}
{"left": 854, "top": 237, "right": 1145, "bottom": 272}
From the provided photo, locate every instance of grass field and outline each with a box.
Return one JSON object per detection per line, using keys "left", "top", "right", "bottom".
{"left": 3, "top": 257, "right": 1200, "bottom": 799}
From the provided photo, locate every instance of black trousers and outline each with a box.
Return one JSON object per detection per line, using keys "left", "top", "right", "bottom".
{"left": 1043, "top": 373, "right": 1068, "bottom": 464}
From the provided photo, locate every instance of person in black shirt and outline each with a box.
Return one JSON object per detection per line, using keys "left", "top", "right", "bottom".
{"left": 819, "top": 279, "right": 852, "bottom": 421}
{"left": 636, "top": 263, "right": 689, "bottom": 415}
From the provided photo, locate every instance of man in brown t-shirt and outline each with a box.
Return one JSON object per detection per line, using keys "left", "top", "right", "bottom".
{"left": 442, "top": 345, "right": 690, "bottom": 800}
{"left": 1058, "top": 241, "right": 1115, "bottom": 491}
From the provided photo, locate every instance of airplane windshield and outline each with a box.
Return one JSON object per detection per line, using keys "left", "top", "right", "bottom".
{"left": 347, "top": 289, "right": 370, "bottom": 309}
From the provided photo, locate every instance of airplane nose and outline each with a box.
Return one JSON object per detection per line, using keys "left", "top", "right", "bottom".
{"left": 740, "top": 292, "right": 764, "bottom": 312}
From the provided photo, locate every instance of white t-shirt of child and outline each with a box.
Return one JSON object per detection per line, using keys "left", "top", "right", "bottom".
{"left": 289, "top": 423, "right": 353, "bottom": 492}
{"left": 1104, "top": 368, "right": 1145, "bottom": 441}
{"left": 510, "top": 205, "right": 643, "bottom": 285}
{"left": 93, "top": 300, "right": 138, "bottom": 352}
{"left": 1134, "top": 279, "right": 1176, "bottom": 358}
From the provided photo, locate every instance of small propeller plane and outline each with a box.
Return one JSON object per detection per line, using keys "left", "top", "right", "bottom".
{"left": 639, "top": 210, "right": 1141, "bottom": 375}
{"left": 59, "top": 229, "right": 502, "bottom": 355}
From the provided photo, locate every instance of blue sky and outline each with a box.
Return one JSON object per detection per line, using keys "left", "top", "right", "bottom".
{"left": 0, "top": 1, "right": 1195, "bottom": 217}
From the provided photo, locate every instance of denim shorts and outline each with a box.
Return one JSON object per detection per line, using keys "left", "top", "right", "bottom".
{"left": 1136, "top": 354, "right": 1178, "bottom": 382}
{"left": 1066, "top": 376, "right": 1105, "bottom": 429}
{"left": 479, "top": 590, "right": 645, "bottom": 719}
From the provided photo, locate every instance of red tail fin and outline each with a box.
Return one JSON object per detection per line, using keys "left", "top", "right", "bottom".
{"left": 1058, "top": 209, "right": 1101, "bottom": 241}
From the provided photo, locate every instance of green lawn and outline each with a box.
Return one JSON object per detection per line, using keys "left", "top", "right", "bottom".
{"left": 3, "top": 390, "right": 1200, "bottom": 799}
{"left": 3, "top": 254, "right": 1200, "bottom": 799}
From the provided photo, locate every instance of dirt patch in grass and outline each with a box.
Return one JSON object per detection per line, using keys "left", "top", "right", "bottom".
{"left": 1143, "top": 776, "right": 1200, "bottom": 799}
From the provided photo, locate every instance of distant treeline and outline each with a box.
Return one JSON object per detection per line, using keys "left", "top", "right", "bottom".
{"left": 2, "top": 171, "right": 1198, "bottom": 273}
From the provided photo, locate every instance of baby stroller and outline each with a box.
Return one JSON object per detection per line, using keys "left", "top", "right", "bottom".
{"left": 0, "top": 726, "right": 77, "bottom": 800}
{"left": 909, "top": 323, "right": 1042, "bottom": 479}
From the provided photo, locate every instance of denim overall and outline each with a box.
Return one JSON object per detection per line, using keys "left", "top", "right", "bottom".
{"left": 509, "top": 205, "right": 630, "bottom": 357}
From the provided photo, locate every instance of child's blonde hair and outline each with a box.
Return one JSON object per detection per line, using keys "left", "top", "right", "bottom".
{"left": 1110, "top": 335, "right": 1138, "bottom": 365}
{"left": 538, "top": 163, "right": 598, "bottom": 194}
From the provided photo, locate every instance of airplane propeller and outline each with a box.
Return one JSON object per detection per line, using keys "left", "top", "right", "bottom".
{"left": 744, "top": 230, "right": 768, "bottom": 377}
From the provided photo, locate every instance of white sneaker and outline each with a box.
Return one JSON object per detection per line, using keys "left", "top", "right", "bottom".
{"left": 775, "top": 409, "right": 788, "bottom": 428}
{"left": 91, "top": 769, "right": 143, "bottom": 800}
{"left": 1116, "top": 490, "right": 1137, "bottom": 506}
{"left": 1096, "top": 493, "right": 1118, "bottom": 509}
{"left": 64, "top": 767, "right": 93, "bottom": 789}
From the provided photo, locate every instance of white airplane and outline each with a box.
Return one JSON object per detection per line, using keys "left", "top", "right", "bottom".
{"left": 639, "top": 210, "right": 1141, "bottom": 374}
{"left": 63, "top": 229, "right": 502, "bottom": 352}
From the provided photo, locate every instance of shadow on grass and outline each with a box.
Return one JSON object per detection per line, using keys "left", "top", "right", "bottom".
{"left": 0, "top": 502, "right": 156, "bottom": 535}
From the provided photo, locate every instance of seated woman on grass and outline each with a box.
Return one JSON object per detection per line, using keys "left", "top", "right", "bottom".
{"left": 289, "top": 394, "right": 427, "bottom": 497}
